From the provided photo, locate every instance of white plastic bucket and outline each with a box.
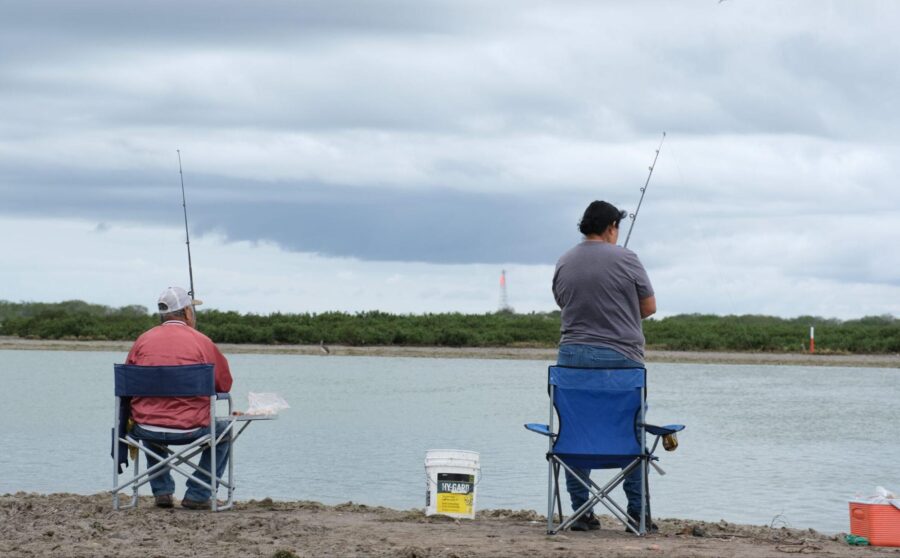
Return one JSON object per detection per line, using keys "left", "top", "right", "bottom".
{"left": 424, "top": 449, "right": 480, "bottom": 519}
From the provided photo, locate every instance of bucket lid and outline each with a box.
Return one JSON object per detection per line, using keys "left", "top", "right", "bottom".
{"left": 425, "top": 449, "right": 480, "bottom": 465}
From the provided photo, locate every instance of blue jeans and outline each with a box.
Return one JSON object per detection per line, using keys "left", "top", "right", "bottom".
{"left": 556, "top": 344, "right": 647, "bottom": 518}
{"left": 132, "top": 421, "right": 231, "bottom": 502}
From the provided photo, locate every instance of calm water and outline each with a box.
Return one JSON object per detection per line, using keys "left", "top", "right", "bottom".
{"left": 1, "top": 349, "right": 896, "bottom": 533}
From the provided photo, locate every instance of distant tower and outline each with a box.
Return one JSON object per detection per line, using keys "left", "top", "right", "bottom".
{"left": 498, "top": 269, "right": 513, "bottom": 313}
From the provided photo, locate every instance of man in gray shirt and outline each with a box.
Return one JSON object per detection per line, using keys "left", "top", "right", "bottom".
{"left": 552, "top": 200, "right": 657, "bottom": 531}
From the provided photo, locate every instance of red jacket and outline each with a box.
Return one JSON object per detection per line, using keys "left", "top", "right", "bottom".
{"left": 126, "top": 321, "right": 233, "bottom": 429}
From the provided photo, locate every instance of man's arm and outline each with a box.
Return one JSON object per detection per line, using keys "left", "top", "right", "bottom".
{"left": 625, "top": 251, "right": 654, "bottom": 319}
{"left": 640, "top": 295, "right": 656, "bottom": 319}
{"left": 124, "top": 336, "right": 142, "bottom": 364}
{"left": 213, "top": 349, "right": 233, "bottom": 393}
{"left": 551, "top": 265, "right": 565, "bottom": 308}
{"left": 203, "top": 339, "right": 233, "bottom": 393}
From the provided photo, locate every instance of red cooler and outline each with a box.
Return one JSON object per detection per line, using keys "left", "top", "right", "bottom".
{"left": 849, "top": 501, "right": 900, "bottom": 547}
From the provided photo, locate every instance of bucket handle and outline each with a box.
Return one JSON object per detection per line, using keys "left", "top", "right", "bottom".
{"left": 426, "top": 466, "right": 483, "bottom": 487}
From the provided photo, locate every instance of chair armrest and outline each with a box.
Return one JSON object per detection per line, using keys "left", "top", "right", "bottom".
{"left": 524, "top": 423, "right": 556, "bottom": 437}
{"left": 216, "top": 392, "right": 231, "bottom": 401}
{"left": 641, "top": 423, "right": 685, "bottom": 436}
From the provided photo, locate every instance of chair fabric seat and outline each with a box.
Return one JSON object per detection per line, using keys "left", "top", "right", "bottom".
{"left": 552, "top": 453, "right": 639, "bottom": 469}
{"left": 130, "top": 428, "right": 208, "bottom": 442}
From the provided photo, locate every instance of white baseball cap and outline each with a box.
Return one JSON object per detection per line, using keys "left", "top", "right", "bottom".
{"left": 157, "top": 286, "right": 203, "bottom": 314}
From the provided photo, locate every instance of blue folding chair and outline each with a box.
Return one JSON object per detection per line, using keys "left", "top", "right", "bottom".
{"left": 111, "top": 363, "right": 272, "bottom": 512}
{"left": 525, "top": 365, "right": 684, "bottom": 535}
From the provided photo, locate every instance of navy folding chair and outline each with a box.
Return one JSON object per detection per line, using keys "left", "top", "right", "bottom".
{"left": 111, "top": 364, "right": 270, "bottom": 511}
{"left": 525, "top": 365, "right": 684, "bottom": 535}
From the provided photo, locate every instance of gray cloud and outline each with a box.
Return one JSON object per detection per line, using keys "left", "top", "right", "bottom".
{"left": 4, "top": 1, "right": 896, "bottom": 143}
{"left": 0, "top": 163, "right": 588, "bottom": 264}
{"left": 0, "top": 1, "right": 487, "bottom": 47}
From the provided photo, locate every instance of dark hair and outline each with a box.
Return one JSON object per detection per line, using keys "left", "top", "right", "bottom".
{"left": 578, "top": 200, "right": 627, "bottom": 236}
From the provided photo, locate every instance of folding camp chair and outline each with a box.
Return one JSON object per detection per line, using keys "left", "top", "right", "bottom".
{"left": 525, "top": 365, "right": 684, "bottom": 535}
{"left": 111, "top": 363, "right": 274, "bottom": 512}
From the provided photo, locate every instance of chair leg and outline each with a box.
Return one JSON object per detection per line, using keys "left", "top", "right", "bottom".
{"left": 554, "top": 464, "right": 563, "bottom": 527}
{"left": 225, "top": 425, "right": 235, "bottom": 509}
{"left": 640, "top": 460, "right": 646, "bottom": 534}
{"left": 211, "top": 419, "right": 239, "bottom": 511}
{"left": 112, "top": 447, "right": 119, "bottom": 511}
{"left": 554, "top": 458, "right": 646, "bottom": 535}
{"left": 546, "top": 458, "right": 555, "bottom": 533}
{"left": 112, "top": 440, "right": 146, "bottom": 511}
{"left": 553, "top": 460, "right": 601, "bottom": 533}
{"left": 125, "top": 425, "right": 240, "bottom": 512}
{"left": 210, "top": 421, "right": 218, "bottom": 512}
{"left": 546, "top": 460, "right": 571, "bottom": 534}
{"left": 131, "top": 451, "right": 140, "bottom": 508}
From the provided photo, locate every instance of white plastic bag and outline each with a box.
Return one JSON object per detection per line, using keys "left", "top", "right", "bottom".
{"left": 858, "top": 486, "right": 900, "bottom": 510}
{"left": 246, "top": 392, "right": 290, "bottom": 416}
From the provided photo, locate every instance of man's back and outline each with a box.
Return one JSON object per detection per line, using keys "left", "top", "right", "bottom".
{"left": 126, "top": 321, "right": 232, "bottom": 429}
{"left": 553, "top": 240, "right": 653, "bottom": 363}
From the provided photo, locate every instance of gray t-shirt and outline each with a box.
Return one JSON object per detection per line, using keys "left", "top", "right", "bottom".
{"left": 552, "top": 240, "right": 654, "bottom": 363}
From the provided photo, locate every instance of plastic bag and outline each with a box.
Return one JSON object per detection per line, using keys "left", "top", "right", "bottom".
{"left": 857, "top": 486, "right": 900, "bottom": 510}
{"left": 246, "top": 392, "right": 290, "bottom": 416}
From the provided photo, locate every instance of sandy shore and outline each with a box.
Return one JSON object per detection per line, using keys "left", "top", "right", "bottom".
{"left": 2, "top": 335, "right": 898, "bottom": 367}
{"left": 1, "top": 493, "right": 888, "bottom": 558}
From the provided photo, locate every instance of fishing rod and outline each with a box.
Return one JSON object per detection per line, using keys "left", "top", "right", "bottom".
{"left": 623, "top": 131, "right": 666, "bottom": 249}
{"left": 176, "top": 149, "right": 196, "bottom": 301}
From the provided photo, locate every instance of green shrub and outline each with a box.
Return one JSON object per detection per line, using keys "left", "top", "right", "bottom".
{"left": 2, "top": 300, "right": 897, "bottom": 354}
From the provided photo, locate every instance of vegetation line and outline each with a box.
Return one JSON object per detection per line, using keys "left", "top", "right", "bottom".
{"left": 1, "top": 300, "right": 898, "bottom": 354}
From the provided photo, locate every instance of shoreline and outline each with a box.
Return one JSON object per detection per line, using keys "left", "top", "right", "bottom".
{"left": 0, "top": 492, "right": 874, "bottom": 558}
{"left": 1, "top": 335, "right": 898, "bottom": 367}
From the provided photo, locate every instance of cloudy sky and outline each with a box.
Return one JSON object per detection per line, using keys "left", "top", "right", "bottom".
{"left": 2, "top": 1, "right": 898, "bottom": 318}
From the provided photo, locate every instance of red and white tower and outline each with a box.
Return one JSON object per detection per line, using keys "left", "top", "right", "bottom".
{"left": 499, "top": 270, "right": 512, "bottom": 312}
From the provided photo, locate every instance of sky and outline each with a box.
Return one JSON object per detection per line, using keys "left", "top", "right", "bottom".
{"left": 2, "top": 0, "right": 899, "bottom": 319}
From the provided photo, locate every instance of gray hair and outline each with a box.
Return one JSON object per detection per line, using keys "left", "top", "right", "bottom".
{"left": 159, "top": 308, "right": 188, "bottom": 323}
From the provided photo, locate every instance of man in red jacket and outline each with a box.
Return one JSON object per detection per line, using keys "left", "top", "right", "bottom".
{"left": 126, "top": 286, "right": 233, "bottom": 510}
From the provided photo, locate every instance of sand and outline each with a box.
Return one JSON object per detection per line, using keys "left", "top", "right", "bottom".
{"left": 2, "top": 335, "right": 898, "bottom": 367}
{"left": 2, "top": 493, "right": 890, "bottom": 558}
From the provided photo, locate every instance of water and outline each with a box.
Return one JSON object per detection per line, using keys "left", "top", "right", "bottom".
{"left": 1, "top": 349, "right": 897, "bottom": 534}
